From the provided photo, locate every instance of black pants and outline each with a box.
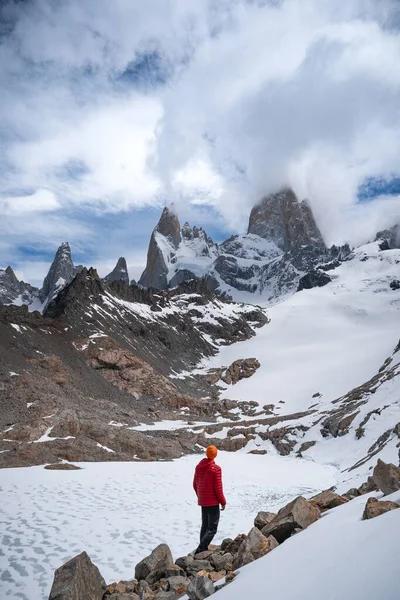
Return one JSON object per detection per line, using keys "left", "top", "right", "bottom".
{"left": 196, "top": 505, "right": 220, "bottom": 553}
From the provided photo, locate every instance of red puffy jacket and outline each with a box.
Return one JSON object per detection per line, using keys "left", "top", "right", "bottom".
{"left": 193, "top": 458, "right": 227, "bottom": 507}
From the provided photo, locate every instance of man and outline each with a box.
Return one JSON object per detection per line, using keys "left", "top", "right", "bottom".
{"left": 193, "top": 445, "right": 226, "bottom": 555}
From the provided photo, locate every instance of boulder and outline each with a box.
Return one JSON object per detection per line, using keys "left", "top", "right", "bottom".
{"left": 194, "top": 550, "right": 213, "bottom": 560}
{"left": 362, "top": 497, "right": 400, "bottom": 520}
{"left": 175, "top": 556, "right": 194, "bottom": 571}
{"left": 186, "top": 560, "right": 213, "bottom": 577}
{"left": 372, "top": 459, "right": 400, "bottom": 495}
{"left": 207, "top": 571, "right": 226, "bottom": 583}
{"left": 343, "top": 488, "right": 361, "bottom": 501}
{"left": 221, "top": 358, "right": 260, "bottom": 385}
{"left": 223, "top": 534, "right": 246, "bottom": 556}
{"left": 210, "top": 552, "right": 233, "bottom": 572}
{"left": 297, "top": 270, "right": 331, "bottom": 291}
{"left": 261, "top": 496, "right": 320, "bottom": 543}
{"left": 48, "top": 551, "right": 105, "bottom": 600}
{"left": 310, "top": 490, "right": 348, "bottom": 512}
{"left": 220, "top": 538, "right": 233, "bottom": 552}
{"left": 164, "top": 565, "right": 186, "bottom": 578}
{"left": 187, "top": 575, "right": 215, "bottom": 600}
{"left": 135, "top": 544, "right": 174, "bottom": 581}
{"left": 358, "top": 477, "right": 378, "bottom": 495}
{"left": 166, "top": 576, "right": 188, "bottom": 595}
{"left": 154, "top": 592, "right": 179, "bottom": 600}
{"left": 233, "top": 528, "right": 278, "bottom": 569}
{"left": 254, "top": 511, "right": 277, "bottom": 530}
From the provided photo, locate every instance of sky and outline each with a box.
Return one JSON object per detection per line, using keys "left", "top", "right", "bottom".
{"left": 0, "top": 0, "right": 400, "bottom": 286}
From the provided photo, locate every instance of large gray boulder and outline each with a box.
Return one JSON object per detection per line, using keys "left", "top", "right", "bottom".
{"left": 187, "top": 575, "right": 215, "bottom": 600}
{"left": 233, "top": 527, "right": 278, "bottom": 569}
{"left": 135, "top": 544, "right": 174, "bottom": 581}
{"left": 372, "top": 459, "right": 400, "bottom": 495}
{"left": 261, "top": 496, "right": 320, "bottom": 543}
{"left": 48, "top": 551, "right": 105, "bottom": 600}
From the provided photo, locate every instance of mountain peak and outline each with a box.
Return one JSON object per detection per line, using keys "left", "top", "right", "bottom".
{"left": 155, "top": 205, "right": 182, "bottom": 248}
{"left": 104, "top": 257, "right": 129, "bottom": 286}
{"left": 40, "top": 242, "right": 79, "bottom": 306}
{"left": 248, "top": 187, "right": 325, "bottom": 252}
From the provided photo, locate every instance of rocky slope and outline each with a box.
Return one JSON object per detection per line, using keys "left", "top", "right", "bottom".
{"left": 0, "top": 273, "right": 268, "bottom": 468}
{"left": 139, "top": 189, "right": 350, "bottom": 301}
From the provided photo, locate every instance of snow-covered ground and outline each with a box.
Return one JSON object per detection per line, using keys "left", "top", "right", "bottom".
{"left": 0, "top": 453, "right": 335, "bottom": 600}
{"left": 205, "top": 244, "right": 400, "bottom": 412}
{"left": 215, "top": 489, "right": 400, "bottom": 600}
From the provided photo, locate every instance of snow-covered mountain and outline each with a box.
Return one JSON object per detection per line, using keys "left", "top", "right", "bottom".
{"left": 139, "top": 188, "right": 351, "bottom": 301}
{"left": 0, "top": 265, "right": 40, "bottom": 307}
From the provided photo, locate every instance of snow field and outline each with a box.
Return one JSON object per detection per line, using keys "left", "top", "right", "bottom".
{"left": 0, "top": 452, "right": 336, "bottom": 600}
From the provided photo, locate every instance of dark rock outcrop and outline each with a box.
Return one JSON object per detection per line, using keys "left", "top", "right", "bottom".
{"left": 233, "top": 527, "right": 278, "bottom": 569}
{"left": 104, "top": 257, "right": 129, "bottom": 286}
{"left": 48, "top": 551, "right": 106, "bottom": 600}
{"left": 40, "top": 242, "right": 82, "bottom": 307}
{"left": 247, "top": 188, "right": 325, "bottom": 252}
{"left": 135, "top": 544, "right": 174, "bottom": 581}
{"left": 0, "top": 265, "right": 39, "bottom": 306}
{"left": 297, "top": 270, "right": 332, "bottom": 291}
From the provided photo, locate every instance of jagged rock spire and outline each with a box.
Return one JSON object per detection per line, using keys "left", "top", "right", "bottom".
{"left": 104, "top": 257, "right": 129, "bottom": 286}
{"left": 40, "top": 242, "right": 82, "bottom": 305}
{"left": 248, "top": 187, "right": 325, "bottom": 252}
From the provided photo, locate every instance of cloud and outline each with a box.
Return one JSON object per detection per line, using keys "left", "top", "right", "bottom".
{"left": 0, "top": 0, "right": 400, "bottom": 278}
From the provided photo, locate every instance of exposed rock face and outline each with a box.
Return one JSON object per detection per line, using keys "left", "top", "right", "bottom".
{"left": 40, "top": 242, "right": 82, "bottom": 307}
{"left": 297, "top": 269, "right": 332, "bottom": 291}
{"left": 372, "top": 459, "right": 400, "bottom": 495}
{"left": 362, "top": 496, "right": 400, "bottom": 520}
{"left": 247, "top": 188, "right": 325, "bottom": 252}
{"left": 135, "top": 544, "right": 174, "bottom": 581}
{"left": 104, "top": 257, "right": 129, "bottom": 286}
{"left": 261, "top": 496, "right": 320, "bottom": 543}
{"left": 0, "top": 265, "right": 39, "bottom": 305}
{"left": 48, "top": 551, "right": 105, "bottom": 600}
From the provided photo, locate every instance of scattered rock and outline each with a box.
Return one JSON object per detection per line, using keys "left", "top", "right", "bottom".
{"left": 194, "top": 551, "right": 213, "bottom": 560}
{"left": 186, "top": 560, "right": 213, "bottom": 577}
{"left": 154, "top": 592, "right": 179, "bottom": 600}
{"left": 247, "top": 449, "right": 268, "bottom": 455}
{"left": 297, "top": 270, "right": 331, "bottom": 291}
{"left": 207, "top": 571, "right": 226, "bottom": 583}
{"left": 165, "top": 576, "right": 188, "bottom": 594}
{"left": 233, "top": 528, "right": 278, "bottom": 569}
{"left": 372, "top": 459, "right": 400, "bottom": 495}
{"left": 223, "top": 534, "right": 246, "bottom": 556}
{"left": 210, "top": 553, "right": 233, "bottom": 572}
{"left": 362, "top": 497, "right": 400, "bottom": 520}
{"left": 343, "top": 488, "right": 361, "bottom": 501}
{"left": 135, "top": 544, "right": 174, "bottom": 581}
{"left": 225, "top": 572, "right": 237, "bottom": 583}
{"left": 358, "top": 477, "right": 378, "bottom": 495}
{"left": 254, "top": 511, "right": 277, "bottom": 530}
{"left": 296, "top": 441, "right": 316, "bottom": 456}
{"left": 48, "top": 551, "right": 105, "bottom": 600}
{"left": 310, "top": 490, "right": 348, "bottom": 512}
{"left": 390, "top": 280, "right": 400, "bottom": 290}
{"left": 187, "top": 575, "right": 215, "bottom": 600}
{"left": 221, "top": 358, "right": 261, "bottom": 385}
{"left": 220, "top": 538, "right": 233, "bottom": 552}
{"left": 261, "top": 496, "right": 320, "bottom": 543}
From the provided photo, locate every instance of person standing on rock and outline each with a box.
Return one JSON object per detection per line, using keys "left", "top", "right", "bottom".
{"left": 193, "top": 445, "right": 227, "bottom": 555}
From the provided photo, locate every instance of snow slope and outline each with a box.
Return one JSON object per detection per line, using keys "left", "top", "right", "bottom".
{"left": 215, "top": 490, "right": 400, "bottom": 600}
{"left": 0, "top": 453, "right": 335, "bottom": 600}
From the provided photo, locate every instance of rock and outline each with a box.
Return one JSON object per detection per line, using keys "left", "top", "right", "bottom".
{"left": 254, "top": 511, "right": 277, "bottom": 530}
{"left": 310, "top": 490, "right": 348, "bottom": 512}
{"left": 247, "top": 449, "right": 268, "bottom": 455}
{"left": 210, "top": 553, "right": 233, "bottom": 572}
{"left": 296, "top": 441, "right": 316, "bottom": 456}
{"left": 297, "top": 270, "right": 331, "bottom": 291}
{"left": 390, "top": 280, "right": 400, "bottom": 290}
{"left": 221, "top": 358, "right": 260, "bottom": 385}
{"left": 135, "top": 544, "right": 174, "bottom": 581}
{"left": 104, "top": 257, "right": 130, "bottom": 286}
{"left": 225, "top": 572, "right": 237, "bottom": 583}
{"left": 207, "top": 571, "right": 226, "bottom": 583}
{"left": 233, "top": 528, "right": 278, "bottom": 569}
{"left": 372, "top": 459, "right": 400, "bottom": 495}
{"left": 48, "top": 551, "right": 105, "bottom": 600}
{"left": 194, "top": 550, "right": 213, "bottom": 560}
{"left": 220, "top": 538, "right": 233, "bottom": 552}
{"left": 40, "top": 242, "right": 82, "bottom": 307}
{"left": 154, "top": 592, "right": 179, "bottom": 600}
{"left": 175, "top": 556, "right": 194, "bottom": 571}
{"left": 358, "top": 477, "right": 379, "bottom": 495}
{"left": 362, "top": 497, "right": 400, "bottom": 520}
{"left": 186, "top": 560, "right": 213, "bottom": 577}
{"left": 187, "top": 575, "right": 215, "bottom": 600}
{"left": 223, "top": 534, "right": 246, "bottom": 556}
{"left": 343, "top": 488, "right": 361, "bottom": 501}
{"left": 166, "top": 576, "right": 188, "bottom": 594}
{"left": 164, "top": 566, "right": 186, "bottom": 578}
{"left": 108, "top": 594, "right": 139, "bottom": 600}
{"left": 261, "top": 496, "right": 320, "bottom": 543}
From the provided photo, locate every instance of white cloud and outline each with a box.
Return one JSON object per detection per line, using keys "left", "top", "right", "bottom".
{"left": 0, "top": 0, "right": 399, "bottom": 268}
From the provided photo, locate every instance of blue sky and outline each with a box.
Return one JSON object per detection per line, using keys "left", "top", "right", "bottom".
{"left": 0, "top": 0, "right": 400, "bottom": 286}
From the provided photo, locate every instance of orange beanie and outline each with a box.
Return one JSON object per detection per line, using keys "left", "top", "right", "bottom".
{"left": 206, "top": 445, "right": 218, "bottom": 460}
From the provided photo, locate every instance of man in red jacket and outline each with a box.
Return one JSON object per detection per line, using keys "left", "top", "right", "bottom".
{"left": 193, "top": 445, "right": 227, "bottom": 555}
